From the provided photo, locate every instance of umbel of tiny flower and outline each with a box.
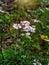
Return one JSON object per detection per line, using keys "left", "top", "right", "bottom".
{"left": 23, "top": 25, "right": 35, "bottom": 32}
{"left": 13, "top": 24, "right": 22, "bottom": 29}
{"left": 21, "top": 21, "right": 36, "bottom": 32}
{"left": 13, "top": 21, "right": 36, "bottom": 36}
{"left": 21, "top": 21, "right": 30, "bottom": 26}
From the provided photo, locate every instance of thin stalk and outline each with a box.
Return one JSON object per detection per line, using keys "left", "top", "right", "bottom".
{"left": 0, "top": 37, "right": 4, "bottom": 63}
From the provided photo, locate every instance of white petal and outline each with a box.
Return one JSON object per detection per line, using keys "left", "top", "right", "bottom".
{"left": 13, "top": 24, "right": 18, "bottom": 29}
{"left": 25, "top": 23, "right": 30, "bottom": 27}
{"left": 23, "top": 27, "right": 29, "bottom": 32}
{"left": 18, "top": 24, "right": 22, "bottom": 28}
{"left": 29, "top": 26, "right": 36, "bottom": 32}
{"left": 21, "top": 21, "right": 30, "bottom": 25}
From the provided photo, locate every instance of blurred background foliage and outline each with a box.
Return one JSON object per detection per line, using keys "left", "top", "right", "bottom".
{"left": 0, "top": 0, "right": 49, "bottom": 65}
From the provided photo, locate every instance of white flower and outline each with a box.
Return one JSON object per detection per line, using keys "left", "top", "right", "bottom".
{"left": 13, "top": 24, "right": 22, "bottom": 29}
{"left": 18, "top": 24, "right": 22, "bottom": 28}
{"left": 13, "top": 20, "right": 36, "bottom": 34}
{"left": 29, "top": 26, "right": 35, "bottom": 32}
{"left": 33, "top": 19, "right": 41, "bottom": 23}
{"left": 21, "top": 21, "right": 30, "bottom": 26}
{"left": 25, "top": 23, "right": 29, "bottom": 27}
{"left": 13, "top": 24, "right": 18, "bottom": 29}
{"left": 23, "top": 26, "right": 30, "bottom": 32}
{"left": 26, "top": 32, "right": 30, "bottom": 36}
{"left": 23, "top": 25, "right": 36, "bottom": 32}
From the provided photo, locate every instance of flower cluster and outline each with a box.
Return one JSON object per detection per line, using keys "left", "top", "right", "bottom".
{"left": 13, "top": 21, "right": 36, "bottom": 36}
{"left": 13, "top": 24, "right": 22, "bottom": 29}
{"left": 21, "top": 21, "right": 35, "bottom": 32}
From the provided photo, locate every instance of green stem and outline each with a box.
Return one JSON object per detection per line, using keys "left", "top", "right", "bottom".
{"left": 0, "top": 37, "right": 4, "bottom": 64}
